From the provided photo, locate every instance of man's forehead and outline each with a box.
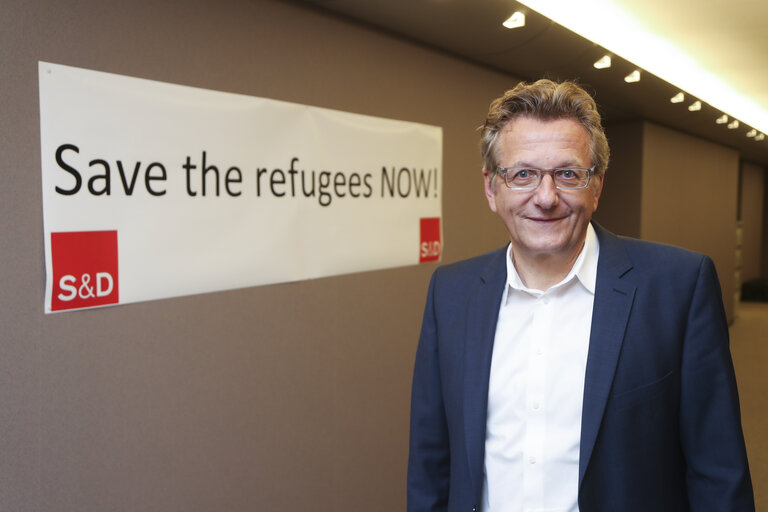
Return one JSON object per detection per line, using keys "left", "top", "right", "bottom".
{"left": 494, "top": 117, "right": 591, "bottom": 168}
{"left": 499, "top": 118, "right": 589, "bottom": 146}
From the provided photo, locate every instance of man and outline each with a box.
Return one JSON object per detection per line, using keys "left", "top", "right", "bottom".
{"left": 407, "top": 79, "right": 754, "bottom": 512}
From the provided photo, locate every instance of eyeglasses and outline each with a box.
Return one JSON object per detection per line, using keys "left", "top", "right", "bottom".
{"left": 496, "top": 166, "right": 595, "bottom": 190}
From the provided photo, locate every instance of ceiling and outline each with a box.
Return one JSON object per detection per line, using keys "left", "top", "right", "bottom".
{"left": 290, "top": 0, "right": 768, "bottom": 166}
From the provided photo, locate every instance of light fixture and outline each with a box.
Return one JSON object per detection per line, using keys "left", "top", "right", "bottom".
{"left": 503, "top": 11, "right": 526, "bottom": 29}
{"left": 670, "top": 92, "right": 684, "bottom": 103}
{"left": 716, "top": 115, "right": 728, "bottom": 124}
{"left": 688, "top": 101, "right": 701, "bottom": 112}
{"left": 756, "top": 133, "right": 765, "bottom": 142}
{"left": 624, "top": 70, "right": 641, "bottom": 83}
{"left": 516, "top": 0, "right": 768, "bottom": 136}
{"left": 727, "top": 120, "right": 740, "bottom": 129}
{"left": 593, "top": 55, "right": 611, "bottom": 69}
{"left": 746, "top": 129, "right": 757, "bottom": 138}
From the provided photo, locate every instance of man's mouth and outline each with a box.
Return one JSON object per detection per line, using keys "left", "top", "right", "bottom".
{"left": 528, "top": 216, "right": 565, "bottom": 223}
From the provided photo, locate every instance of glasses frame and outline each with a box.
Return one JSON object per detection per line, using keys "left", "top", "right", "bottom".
{"left": 496, "top": 166, "right": 595, "bottom": 190}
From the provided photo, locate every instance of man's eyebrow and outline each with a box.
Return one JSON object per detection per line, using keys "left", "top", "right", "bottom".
{"left": 503, "top": 160, "right": 583, "bottom": 168}
{"left": 502, "top": 161, "right": 537, "bottom": 168}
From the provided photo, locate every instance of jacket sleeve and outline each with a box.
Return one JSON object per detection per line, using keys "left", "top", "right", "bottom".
{"left": 679, "top": 256, "right": 755, "bottom": 511}
{"left": 407, "top": 271, "right": 451, "bottom": 512}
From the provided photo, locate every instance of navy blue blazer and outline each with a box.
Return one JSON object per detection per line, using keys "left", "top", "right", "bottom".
{"left": 407, "top": 223, "right": 754, "bottom": 512}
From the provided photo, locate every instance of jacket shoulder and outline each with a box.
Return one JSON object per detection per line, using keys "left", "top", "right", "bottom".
{"left": 594, "top": 223, "right": 711, "bottom": 275}
{"left": 432, "top": 246, "right": 507, "bottom": 284}
{"left": 618, "top": 235, "right": 705, "bottom": 260}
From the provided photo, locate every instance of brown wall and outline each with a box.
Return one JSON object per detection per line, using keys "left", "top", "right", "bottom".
{"left": 640, "top": 122, "right": 740, "bottom": 321}
{"left": 0, "top": 1, "right": 518, "bottom": 510}
{"left": 764, "top": 177, "right": 768, "bottom": 277}
{"left": 740, "top": 162, "right": 766, "bottom": 282}
{"left": 593, "top": 122, "right": 644, "bottom": 238}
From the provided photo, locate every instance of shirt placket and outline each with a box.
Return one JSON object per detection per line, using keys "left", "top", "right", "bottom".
{"left": 522, "top": 291, "right": 552, "bottom": 511}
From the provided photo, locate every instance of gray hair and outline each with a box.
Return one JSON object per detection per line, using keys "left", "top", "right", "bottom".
{"left": 479, "top": 79, "right": 610, "bottom": 178}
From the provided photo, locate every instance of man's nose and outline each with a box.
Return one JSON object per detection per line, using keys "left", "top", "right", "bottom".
{"left": 532, "top": 174, "right": 559, "bottom": 209}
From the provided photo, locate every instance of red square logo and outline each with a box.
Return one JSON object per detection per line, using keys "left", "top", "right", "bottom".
{"left": 51, "top": 231, "right": 119, "bottom": 311}
{"left": 419, "top": 217, "right": 442, "bottom": 263}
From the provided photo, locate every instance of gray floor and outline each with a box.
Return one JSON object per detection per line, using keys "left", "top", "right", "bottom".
{"left": 730, "top": 301, "right": 768, "bottom": 510}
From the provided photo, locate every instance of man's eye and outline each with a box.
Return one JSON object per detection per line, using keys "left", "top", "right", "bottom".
{"left": 560, "top": 169, "right": 576, "bottom": 179}
{"left": 514, "top": 169, "right": 534, "bottom": 179}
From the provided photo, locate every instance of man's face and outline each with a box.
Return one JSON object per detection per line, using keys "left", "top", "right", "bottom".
{"left": 483, "top": 116, "right": 603, "bottom": 263}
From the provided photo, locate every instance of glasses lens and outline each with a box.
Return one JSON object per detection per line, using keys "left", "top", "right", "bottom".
{"left": 506, "top": 168, "right": 539, "bottom": 188}
{"left": 554, "top": 168, "right": 590, "bottom": 189}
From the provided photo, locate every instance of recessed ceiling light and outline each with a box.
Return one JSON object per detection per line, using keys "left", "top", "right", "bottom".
{"left": 746, "top": 129, "right": 757, "bottom": 138}
{"left": 755, "top": 133, "right": 765, "bottom": 141}
{"left": 716, "top": 115, "right": 728, "bottom": 124}
{"left": 670, "top": 92, "right": 684, "bottom": 103}
{"left": 503, "top": 12, "right": 526, "bottom": 29}
{"left": 727, "top": 120, "right": 740, "bottom": 129}
{"left": 593, "top": 55, "right": 611, "bottom": 69}
{"left": 688, "top": 101, "right": 701, "bottom": 112}
{"left": 624, "top": 70, "right": 640, "bottom": 83}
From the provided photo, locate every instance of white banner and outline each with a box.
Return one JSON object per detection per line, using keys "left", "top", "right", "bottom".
{"left": 39, "top": 62, "right": 442, "bottom": 313}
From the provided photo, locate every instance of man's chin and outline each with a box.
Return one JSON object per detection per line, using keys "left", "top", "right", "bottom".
{"left": 515, "top": 238, "right": 568, "bottom": 257}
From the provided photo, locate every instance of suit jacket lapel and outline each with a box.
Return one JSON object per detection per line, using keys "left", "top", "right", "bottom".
{"left": 463, "top": 248, "right": 508, "bottom": 497}
{"left": 579, "top": 224, "right": 637, "bottom": 487}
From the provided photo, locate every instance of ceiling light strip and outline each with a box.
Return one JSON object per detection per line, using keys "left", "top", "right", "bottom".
{"left": 517, "top": 0, "right": 768, "bottom": 135}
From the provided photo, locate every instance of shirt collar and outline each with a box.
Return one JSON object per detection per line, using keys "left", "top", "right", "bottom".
{"left": 505, "top": 223, "right": 600, "bottom": 296}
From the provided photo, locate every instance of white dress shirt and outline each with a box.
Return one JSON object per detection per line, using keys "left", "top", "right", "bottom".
{"left": 481, "top": 224, "right": 599, "bottom": 512}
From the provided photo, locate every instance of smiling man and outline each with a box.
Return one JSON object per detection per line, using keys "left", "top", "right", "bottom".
{"left": 407, "top": 79, "right": 754, "bottom": 512}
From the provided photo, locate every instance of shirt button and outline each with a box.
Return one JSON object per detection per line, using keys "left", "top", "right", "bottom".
{"left": 542, "top": 297, "right": 550, "bottom": 304}
{"left": 533, "top": 402, "right": 540, "bottom": 410}
{"left": 529, "top": 456, "right": 536, "bottom": 464}
{"left": 536, "top": 347, "right": 544, "bottom": 355}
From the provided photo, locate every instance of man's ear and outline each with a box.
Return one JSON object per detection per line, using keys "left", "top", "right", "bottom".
{"left": 483, "top": 168, "right": 498, "bottom": 213}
